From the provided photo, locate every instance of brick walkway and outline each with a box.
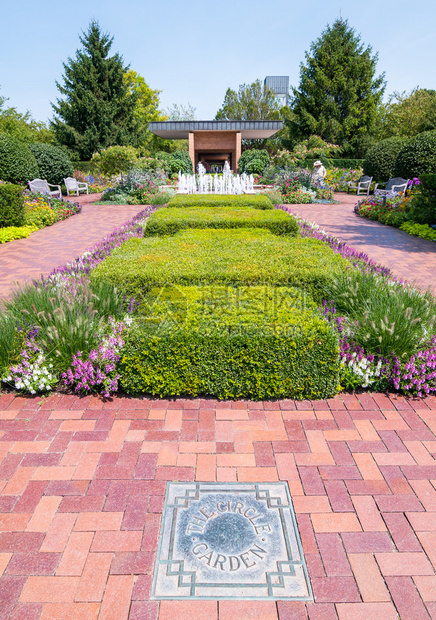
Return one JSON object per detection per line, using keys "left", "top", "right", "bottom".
{"left": 1, "top": 194, "right": 436, "bottom": 618}
{"left": 1, "top": 392, "right": 436, "bottom": 619}
{"left": 291, "top": 194, "right": 436, "bottom": 296}
{"left": 0, "top": 194, "right": 145, "bottom": 299}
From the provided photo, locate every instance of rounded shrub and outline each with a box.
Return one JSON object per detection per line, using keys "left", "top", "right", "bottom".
{"left": 238, "top": 149, "right": 270, "bottom": 174}
{"left": 28, "top": 143, "right": 74, "bottom": 185}
{"left": 0, "top": 134, "right": 39, "bottom": 184}
{"left": 363, "top": 137, "right": 409, "bottom": 182}
{"left": 394, "top": 130, "right": 436, "bottom": 178}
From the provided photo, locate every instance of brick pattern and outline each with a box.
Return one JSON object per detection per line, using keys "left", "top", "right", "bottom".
{"left": 0, "top": 393, "right": 436, "bottom": 618}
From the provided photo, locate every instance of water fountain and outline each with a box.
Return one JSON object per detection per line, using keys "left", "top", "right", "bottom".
{"left": 178, "top": 168, "right": 255, "bottom": 195}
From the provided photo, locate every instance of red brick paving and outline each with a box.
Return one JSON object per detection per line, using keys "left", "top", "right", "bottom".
{"left": 1, "top": 194, "right": 436, "bottom": 616}
{"left": 0, "top": 393, "right": 435, "bottom": 618}
{"left": 0, "top": 193, "right": 146, "bottom": 299}
{"left": 291, "top": 193, "right": 436, "bottom": 296}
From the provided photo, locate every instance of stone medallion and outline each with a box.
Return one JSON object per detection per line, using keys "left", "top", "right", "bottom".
{"left": 152, "top": 482, "right": 312, "bottom": 600}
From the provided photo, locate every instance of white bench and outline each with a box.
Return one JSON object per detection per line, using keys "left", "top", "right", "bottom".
{"left": 28, "top": 179, "right": 62, "bottom": 198}
{"left": 64, "top": 177, "right": 89, "bottom": 196}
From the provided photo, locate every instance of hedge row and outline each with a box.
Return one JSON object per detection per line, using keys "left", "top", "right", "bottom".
{"left": 144, "top": 207, "right": 299, "bottom": 237}
{"left": 119, "top": 285, "right": 341, "bottom": 400}
{"left": 92, "top": 228, "right": 349, "bottom": 303}
{"left": 0, "top": 183, "right": 25, "bottom": 228}
{"left": 167, "top": 194, "right": 273, "bottom": 209}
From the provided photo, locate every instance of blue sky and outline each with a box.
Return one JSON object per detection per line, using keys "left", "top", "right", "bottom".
{"left": 1, "top": 0, "right": 435, "bottom": 124}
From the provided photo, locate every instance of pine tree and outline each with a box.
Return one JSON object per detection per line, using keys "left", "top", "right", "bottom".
{"left": 287, "top": 19, "right": 385, "bottom": 156}
{"left": 51, "top": 21, "right": 142, "bottom": 160}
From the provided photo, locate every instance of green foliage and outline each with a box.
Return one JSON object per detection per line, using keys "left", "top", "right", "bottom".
{"left": 0, "top": 182, "right": 25, "bottom": 227}
{"left": 400, "top": 221, "right": 436, "bottom": 241}
{"left": 119, "top": 285, "right": 340, "bottom": 400}
{"left": 377, "top": 209, "right": 408, "bottom": 228}
{"left": 394, "top": 131, "right": 436, "bottom": 179}
{"left": 144, "top": 207, "right": 299, "bottom": 237}
{"left": 91, "top": 228, "right": 349, "bottom": 303}
{"left": 378, "top": 88, "right": 436, "bottom": 140}
{"left": 156, "top": 150, "right": 192, "bottom": 174}
{"left": 258, "top": 190, "right": 283, "bottom": 205}
{"left": 51, "top": 21, "right": 142, "bottom": 160}
{"left": 0, "top": 134, "right": 39, "bottom": 183}
{"left": 288, "top": 19, "right": 385, "bottom": 156}
{"left": 238, "top": 149, "right": 271, "bottom": 174}
{"left": 91, "top": 145, "right": 138, "bottom": 177}
{"left": 215, "top": 80, "right": 282, "bottom": 121}
{"left": 403, "top": 174, "right": 436, "bottom": 224}
{"left": 323, "top": 269, "right": 436, "bottom": 358}
{"left": 0, "top": 313, "right": 20, "bottom": 376}
{"left": 0, "top": 224, "right": 37, "bottom": 243}
{"left": 28, "top": 143, "right": 74, "bottom": 185}
{"left": 363, "top": 137, "right": 409, "bottom": 181}
{"left": 167, "top": 194, "right": 273, "bottom": 209}
{"left": 4, "top": 279, "right": 126, "bottom": 372}
{"left": 0, "top": 91, "right": 54, "bottom": 145}
{"left": 286, "top": 135, "right": 342, "bottom": 167}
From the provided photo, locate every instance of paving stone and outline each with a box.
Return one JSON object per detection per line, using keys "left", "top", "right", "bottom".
{"left": 153, "top": 482, "right": 312, "bottom": 600}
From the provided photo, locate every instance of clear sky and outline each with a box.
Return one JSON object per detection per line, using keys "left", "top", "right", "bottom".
{"left": 1, "top": 0, "right": 435, "bottom": 124}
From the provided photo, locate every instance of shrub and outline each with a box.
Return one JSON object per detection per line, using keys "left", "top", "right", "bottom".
{"left": 167, "top": 194, "right": 273, "bottom": 209}
{"left": 363, "top": 137, "right": 409, "bottom": 182}
{"left": 0, "top": 182, "right": 25, "bottom": 227}
{"left": 400, "top": 221, "right": 436, "bottom": 241}
{"left": 91, "top": 228, "right": 349, "bottom": 303}
{"left": 377, "top": 209, "right": 408, "bottom": 228}
{"left": 282, "top": 189, "right": 313, "bottom": 204}
{"left": 238, "top": 149, "right": 270, "bottom": 174}
{"left": 0, "top": 224, "right": 37, "bottom": 243}
{"left": 0, "top": 134, "right": 39, "bottom": 183}
{"left": 24, "top": 204, "right": 58, "bottom": 228}
{"left": 259, "top": 190, "right": 283, "bottom": 204}
{"left": 315, "top": 188, "right": 334, "bottom": 201}
{"left": 91, "top": 145, "right": 138, "bottom": 177}
{"left": 403, "top": 173, "right": 436, "bottom": 224}
{"left": 144, "top": 207, "right": 300, "bottom": 237}
{"left": 323, "top": 269, "right": 436, "bottom": 359}
{"left": 119, "top": 285, "right": 340, "bottom": 400}
{"left": 28, "top": 143, "right": 74, "bottom": 185}
{"left": 394, "top": 130, "right": 436, "bottom": 179}
{"left": 156, "top": 150, "right": 193, "bottom": 174}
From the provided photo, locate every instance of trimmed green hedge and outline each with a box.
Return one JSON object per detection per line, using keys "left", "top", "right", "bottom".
{"left": 144, "top": 207, "right": 299, "bottom": 237}
{"left": 91, "top": 228, "right": 349, "bottom": 302}
{"left": 28, "top": 143, "right": 74, "bottom": 185}
{"left": 0, "top": 134, "right": 39, "bottom": 184}
{"left": 119, "top": 285, "right": 340, "bottom": 400}
{"left": 0, "top": 183, "right": 25, "bottom": 228}
{"left": 167, "top": 194, "right": 273, "bottom": 209}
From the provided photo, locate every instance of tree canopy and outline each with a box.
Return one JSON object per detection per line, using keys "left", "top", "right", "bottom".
{"left": 215, "top": 79, "right": 282, "bottom": 121}
{"left": 0, "top": 88, "right": 53, "bottom": 144}
{"left": 51, "top": 21, "right": 142, "bottom": 160}
{"left": 287, "top": 19, "right": 385, "bottom": 156}
{"left": 377, "top": 88, "right": 436, "bottom": 139}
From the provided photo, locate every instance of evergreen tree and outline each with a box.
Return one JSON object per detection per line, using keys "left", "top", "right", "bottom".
{"left": 51, "top": 21, "right": 142, "bottom": 160}
{"left": 287, "top": 19, "right": 385, "bottom": 156}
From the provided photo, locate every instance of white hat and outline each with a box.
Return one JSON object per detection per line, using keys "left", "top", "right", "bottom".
{"left": 313, "top": 160, "right": 322, "bottom": 166}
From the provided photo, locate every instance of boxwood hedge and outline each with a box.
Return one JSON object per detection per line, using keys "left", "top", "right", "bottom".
{"left": 91, "top": 228, "right": 349, "bottom": 303}
{"left": 167, "top": 194, "right": 273, "bottom": 209}
{"left": 119, "top": 285, "right": 340, "bottom": 400}
{"left": 144, "top": 207, "right": 299, "bottom": 237}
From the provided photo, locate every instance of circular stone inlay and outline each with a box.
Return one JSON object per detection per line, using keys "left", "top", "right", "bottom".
{"left": 203, "top": 513, "right": 256, "bottom": 554}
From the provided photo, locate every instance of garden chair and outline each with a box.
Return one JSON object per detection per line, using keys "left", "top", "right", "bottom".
{"left": 28, "top": 179, "right": 62, "bottom": 198}
{"left": 347, "top": 175, "right": 373, "bottom": 196}
{"left": 64, "top": 177, "right": 89, "bottom": 196}
{"left": 374, "top": 177, "right": 409, "bottom": 196}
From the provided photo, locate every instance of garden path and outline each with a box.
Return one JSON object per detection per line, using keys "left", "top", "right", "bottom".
{"left": 0, "top": 194, "right": 145, "bottom": 299}
{"left": 1, "top": 193, "right": 436, "bottom": 618}
{"left": 291, "top": 193, "right": 436, "bottom": 296}
{"left": 0, "top": 391, "right": 436, "bottom": 619}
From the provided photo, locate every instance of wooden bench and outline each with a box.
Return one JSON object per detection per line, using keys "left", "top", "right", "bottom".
{"left": 347, "top": 175, "right": 373, "bottom": 196}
